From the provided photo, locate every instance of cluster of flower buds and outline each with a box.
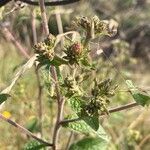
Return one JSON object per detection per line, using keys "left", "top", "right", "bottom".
{"left": 72, "top": 16, "right": 91, "bottom": 31}
{"left": 63, "top": 42, "right": 83, "bottom": 65}
{"left": 81, "top": 79, "right": 117, "bottom": 116}
{"left": 34, "top": 34, "right": 56, "bottom": 63}
{"left": 92, "top": 78, "right": 116, "bottom": 98}
{"left": 44, "top": 34, "right": 56, "bottom": 47}
{"left": 81, "top": 99, "right": 100, "bottom": 117}
{"left": 81, "top": 97, "right": 110, "bottom": 117}
{"left": 92, "top": 16, "right": 109, "bottom": 36}
{"left": 61, "top": 75, "right": 83, "bottom": 97}
{"left": 72, "top": 16, "right": 118, "bottom": 38}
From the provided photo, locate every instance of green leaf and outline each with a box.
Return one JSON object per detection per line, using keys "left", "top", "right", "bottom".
{"left": 82, "top": 116, "right": 99, "bottom": 131}
{"left": 0, "top": 94, "right": 11, "bottom": 104}
{"left": 23, "top": 140, "right": 47, "bottom": 150}
{"left": 40, "top": 55, "right": 68, "bottom": 67}
{"left": 69, "top": 97, "right": 84, "bottom": 113}
{"left": 65, "top": 120, "right": 91, "bottom": 135}
{"left": 63, "top": 115, "right": 92, "bottom": 135}
{"left": 132, "top": 93, "right": 150, "bottom": 106}
{"left": 63, "top": 114, "right": 109, "bottom": 142}
{"left": 80, "top": 57, "right": 95, "bottom": 70}
{"left": 69, "top": 137, "right": 108, "bottom": 150}
{"left": 126, "top": 80, "right": 150, "bottom": 106}
{"left": 68, "top": 97, "right": 99, "bottom": 131}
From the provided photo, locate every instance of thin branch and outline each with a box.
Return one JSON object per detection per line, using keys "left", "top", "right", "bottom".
{"left": 0, "top": 113, "right": 53, "bottom": 146}
{"left": 31, "top": 7, "right": 38, "bottom": 44}
{"left": 38, "top": 0, "right": 49, "bottom": 36}
{"left": 21, "top": 0, "right": 80, "bottom": 6}
{"left": 108, "top": 102, "right": 138, "bottom": 113}
{"left": 38, "top": 0, "right": 64, "bottom": 150}
{"left": 1, "top": 27, "right": 30, "bottom": 59}
{"left": 128, "top": 110, "right": 148, "bottom": 129}
{"left": 52, "top": 98, "right": 65, "bottom": 150}
{"left": 50, "top": 67, "right": 62, "bottom": 104}
{"left": 55, "top": 7, "right": 64, "bottom": 48}
{"left": 65, "top": 131, "right": 73, "bottom": 150}
{"left": 139, "top": 134, "right": 150, "bottom": 148}
{"left": 60, "top": 102, "right": 139, "bottom": 125}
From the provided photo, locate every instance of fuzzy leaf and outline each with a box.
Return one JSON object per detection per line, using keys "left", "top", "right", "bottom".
{"left": 69, "top": 137, "right": 108, "bottom": 150}
{"left": 23, "top": 140, "right": 47, "bottom": 150}
{"left": 0, "top": 94, "right": 11, "bottom": 104}
{"left": 126, "top": 80, "right": 150, "bottom": 106}
{"left": 69, "top": 97, "right": 84, "bottom": 113}
{"left": 132, "top": 93, "right": 150, "bottom": 106}
{"left": 63, "top": 114, "right": 109, "bottom": 142}
{"left": 68, "top": 97, "right": 99, "bottom": 131}
{"left": 80, "top": 58, "right": 95, "bottom": 70}
{"left": 82, "top": 116, "right": 99, "bottom": 131}
{"left": 64, "top": 119, "right": 91, "bottom": 135}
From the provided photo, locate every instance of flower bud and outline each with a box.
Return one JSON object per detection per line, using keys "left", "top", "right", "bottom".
{"left": 70, "top": 42, "right": 82, "bottom": 56}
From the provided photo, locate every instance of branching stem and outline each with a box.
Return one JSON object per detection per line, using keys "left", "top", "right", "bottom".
{"left": 60, "top": 102, "right": 139, "bottom": 125}
{"left": 38, "top": 0, "right": 65, "bottom": 149}
{"left": 0, "top": 113, "right": 53, "bottom": 146}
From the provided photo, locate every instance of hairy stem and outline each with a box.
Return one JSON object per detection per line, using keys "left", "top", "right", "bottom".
{"left": 52, "top": 98, "right": 65, "bottom": 150}
{"left": 0, "top": 113, "right": 53, "bottom": 146}
{"left": 31, "top": 7, "right": 37, "bottom": 44}
{"left": 38, "top": 0, "right": 64, "bottom": 149}
{"left": 38, "top": 0, "right": 49, "bottom": 36}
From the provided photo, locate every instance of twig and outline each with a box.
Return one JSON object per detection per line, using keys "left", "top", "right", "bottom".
{"left": 31, "top": 7, "right": 38, "bottom": 44}
{"left": 1, "top": 27, "right": 30, "bottom": 59}
{"left": 105, "top": 126, "right": 118, "bottom": 143}
{"left": 38, "top": 0, "right": 64, "bottom": 149}
{"left": 0, "top": 113, "right": 53, "bottom": 146}
{"left": 55, "top": 7, "right": 64, "bottom": 48}
{"left": 52, "top": 98, "right": 65, "bottom": 150}
{"left": 60, "top": 102, "right": 139, "bottom": 125}
{"left": 128, "top": 110, "right": 148, "bottom": 129}
{"left": 38, "top": 0, "right": 49, "bottom": 36}
{"left": 108, "top": 102, "right": 138, "bottom": 113}
{"left": 138, "top": 134, "right": 150, "bottom": 148}
{"left": 65, "top": 131, "right": 73, "bottom": 150}
{"left": 21, "top": 0, "right": 80, "bottom": 6}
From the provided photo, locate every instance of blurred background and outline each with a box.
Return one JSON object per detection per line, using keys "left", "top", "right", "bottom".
{"left": 0, "top": 0, "right": 150, "bottom": 149}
